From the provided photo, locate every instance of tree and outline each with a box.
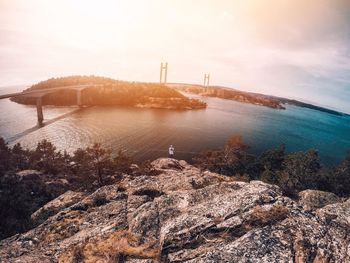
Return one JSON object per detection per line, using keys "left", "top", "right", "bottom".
{"left": 73, "top": 143, "right": 114, "bottom": 186}
{"left": 193, "top": 149, "right": 226, "bottom": 174}
{"left": 259, "top": 145, "right": 285, "bottom": 184}
{"left": 0, "top": 171, "right": 58, "bottom": 239}
{"left": 87, "top": 143, "right": 114, "bottom": 185}
{"left": 194, "top": 134, "right": 252, "bottom": 177}
{"left": 259, "top": 144, "right": 285, "bottom": 171}
{"left": 277, "top": 150, "right": 321, "bottom": 196}
{"left": 11, "top": 143, "right": 30, "bottom": 170}
{"left": 322, "top": 153, "right": 350, "bottom": 196}
{"left": 29, "top": 140, "right": 60, "bottom": 174}
{"left": 113, "top": 149, "right": 132, "bottom": 174}
{"left": 0, "top": 138, "right": 12, "bottom": 174}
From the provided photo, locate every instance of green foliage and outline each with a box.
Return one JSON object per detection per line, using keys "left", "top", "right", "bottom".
{"left": 72, "top": 144, "right": 132, "bottom": 188}
{"left": 113, "top": 149, "right": 133, "bottom": 174}
{"left": 193, "top": 135, "right": 348, "bottom": 198}
{"left": 73, "top": 143, "right": 114, "bottom": 186}
{"left": 0, "top": 138, "right": 12, "bottom": 173}
{"left": 0, "top": 137, "right": 133, "bottom": 240}
{"left": 0, "top": 171, "right": 59, "bottom": 239}
{"left": 259, "top": 144, "right": 285, "bottom": 171}
{"left": 194, "top": 134, "right": 256, "bottom": 177}
{"left": 316, "top": 154, "right": 350, "bottom": 197}
{"left": 11, "top": 143, "right": 30, "bottom": 170}
{"left": 0, "top": 134, "right": 349, "bottom": 240}
{"left": 29, "top": 140, "right": 69, "bottom": 175}
{"left": 277, "top": 150, "right": 321, "bottom": 197}
{"left": 259, "top": 144, "right": 285, "bottom": 185}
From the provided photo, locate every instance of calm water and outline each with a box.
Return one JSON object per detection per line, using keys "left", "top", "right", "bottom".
{"left": 1, "top": 85, "right": 350, "bottom": 166}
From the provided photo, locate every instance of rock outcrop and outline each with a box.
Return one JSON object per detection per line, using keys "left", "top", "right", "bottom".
{"left": 31, "top": 191, "right": 88, "bottom": 224}
{"left": 0, "top": 158, "right": 349, "bottom": 263}
{"left": 298, "top": 189, "right": 340, "bottom": 211}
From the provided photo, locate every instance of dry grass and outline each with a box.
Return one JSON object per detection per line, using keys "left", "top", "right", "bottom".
{"left": 202, "top": 171, "right": 238, "bottom": 182}
{"left": 247, "top": 204, "right": 289, "bottom": 227}
{"left": 58, "top": 230, "right": 160, "bottom": 263}
{"left": 230, "top": 175, "right": 250, "bottom": 182}
{"left": 44, "top": 211, "right": 83, "bottom": 243}
{"left": 190, "top": 171, "right": 241, "bottom": 190}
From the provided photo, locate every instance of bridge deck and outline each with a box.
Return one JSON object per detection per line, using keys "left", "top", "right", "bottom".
{"left": 0, "top": 84, "right": 101, "bottom": 99}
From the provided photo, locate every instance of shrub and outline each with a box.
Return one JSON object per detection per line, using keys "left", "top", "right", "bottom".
{"left": 247, "top": 204, "right": 289, "bottom": 226}
{"left": 194, "top": 134, "right": 256, "bottom": 177}
{"left": 277, "top": 150, "right": 321, "bottom": 196}
{"left": 0, "top": 138, "right": 133, "bottom": 240}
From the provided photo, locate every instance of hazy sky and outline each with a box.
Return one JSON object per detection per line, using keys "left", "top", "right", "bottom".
{"left": 1, "top": 0, "right": 350, "bottom": 112}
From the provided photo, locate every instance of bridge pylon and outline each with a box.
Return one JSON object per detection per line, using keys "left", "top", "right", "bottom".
{"left": 160, "top": 62, "right": 168, "bottom": 84}
{"left": 203, "top": 73, "right": 210, "bottom": 88}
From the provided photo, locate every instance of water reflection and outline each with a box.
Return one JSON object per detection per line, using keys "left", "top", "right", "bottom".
{"left": 0, "top": 92, "right": 350, "bottom": 165}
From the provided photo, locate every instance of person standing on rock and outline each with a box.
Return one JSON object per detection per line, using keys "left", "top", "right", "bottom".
{"left": 168, "top": 145, "right": 175, "bottom": 158}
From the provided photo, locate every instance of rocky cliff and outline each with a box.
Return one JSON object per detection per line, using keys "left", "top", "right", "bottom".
{"left": 0, "top": 159, "right": 349, "bottom": 263}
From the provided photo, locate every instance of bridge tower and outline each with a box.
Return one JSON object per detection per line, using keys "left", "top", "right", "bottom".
{"left": 160, "top": 62, "right": 168, "bottom": 84}
{"left": 204, "top": 73, "right": 210, "bottom": 87}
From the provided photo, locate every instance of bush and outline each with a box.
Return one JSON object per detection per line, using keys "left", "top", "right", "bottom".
{"left": 277, "top": 150, "right": 321, "bottom": 196}
{"left": 29, "top": 140, "right": 70, "bottom": 174}
{"left": 0, "top": 137, "right": 133, "bottom": 240}
{"left": 194, "top": 134, "right": 256, "bottom": 177}
{"left": 193, "top": 135, "right": 349, "bottom": 198}
{"left": 0, "top": 172, "right": 56, "bottom": 239}
{"left": 72, "top": 144, "right": 132, "bottom": 188}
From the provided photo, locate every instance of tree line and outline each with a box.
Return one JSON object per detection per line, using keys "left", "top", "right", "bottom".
{"left": 0, "top": 138, "right": 132, "bottom": 240}
{"left": 193, "top": 135, "right": 350, "bottom": 197}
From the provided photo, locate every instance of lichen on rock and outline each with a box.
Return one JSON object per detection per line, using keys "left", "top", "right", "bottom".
{"left": 0, "top": 158, "right": 349, "bottom": 263}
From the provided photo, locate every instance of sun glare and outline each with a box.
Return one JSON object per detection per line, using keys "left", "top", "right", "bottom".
{"left": 1, "top": 1, "right": 350, "bottom": 259}
{"left": 39, "top": 0, "right": 152, "bottom": 51}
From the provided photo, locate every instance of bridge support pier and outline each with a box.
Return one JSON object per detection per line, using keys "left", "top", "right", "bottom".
{"left": 36, "top": 97, "right": 44, "bottom": 125}
{"left": 77, "top": 90, "right": 82, "bottom": 107}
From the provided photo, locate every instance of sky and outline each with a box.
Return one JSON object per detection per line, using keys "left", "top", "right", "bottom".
{"left": 0, "top": 0, "right": 350, "bottom": 112}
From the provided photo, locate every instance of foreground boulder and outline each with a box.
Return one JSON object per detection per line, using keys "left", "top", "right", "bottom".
{"left": 31, "top": 191, "right": 88, "bottom": 224}
{"left": 0, "top": 158, "right": 349, "bottom": 262}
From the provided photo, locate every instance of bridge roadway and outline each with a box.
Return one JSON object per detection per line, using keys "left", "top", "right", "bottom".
{"left": 0, "top": 84, "right": 102, "bottom": 125}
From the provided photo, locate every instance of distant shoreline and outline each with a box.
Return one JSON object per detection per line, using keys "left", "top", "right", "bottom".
{"left": 167, "top": 83, "right": 349, "bottom": 117}
{"left": 6, "top": 77, "right": 349, "bottom": 117}
{"left": 272, "top": 96, "right": 347, "bottom": 117}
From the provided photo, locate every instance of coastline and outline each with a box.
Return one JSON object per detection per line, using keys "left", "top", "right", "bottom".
{"left": 168, "top": 83, "right": 348, "bottom": 117}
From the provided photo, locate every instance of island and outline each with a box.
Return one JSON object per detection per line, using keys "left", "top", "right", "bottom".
{"left": 11, "top": 76, "right": 207, "bottom": 110}
{"left": 170, "top": 83, "right": 285, "bottom": 109}
{"left": 12, "top": 77, "right": 348, "bottom": 116}
{"left": 170, "top": 83, "right": 348, "bottom": 116}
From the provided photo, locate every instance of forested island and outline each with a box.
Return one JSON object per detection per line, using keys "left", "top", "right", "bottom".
{"left": 171, "top": 83, "right": 348, "bottom": 116}
{"left": 11, "top": 76, "right": 207, "bottom": 110}
{"left": 171, "top": 84, "right": 285, "bottom": 109}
